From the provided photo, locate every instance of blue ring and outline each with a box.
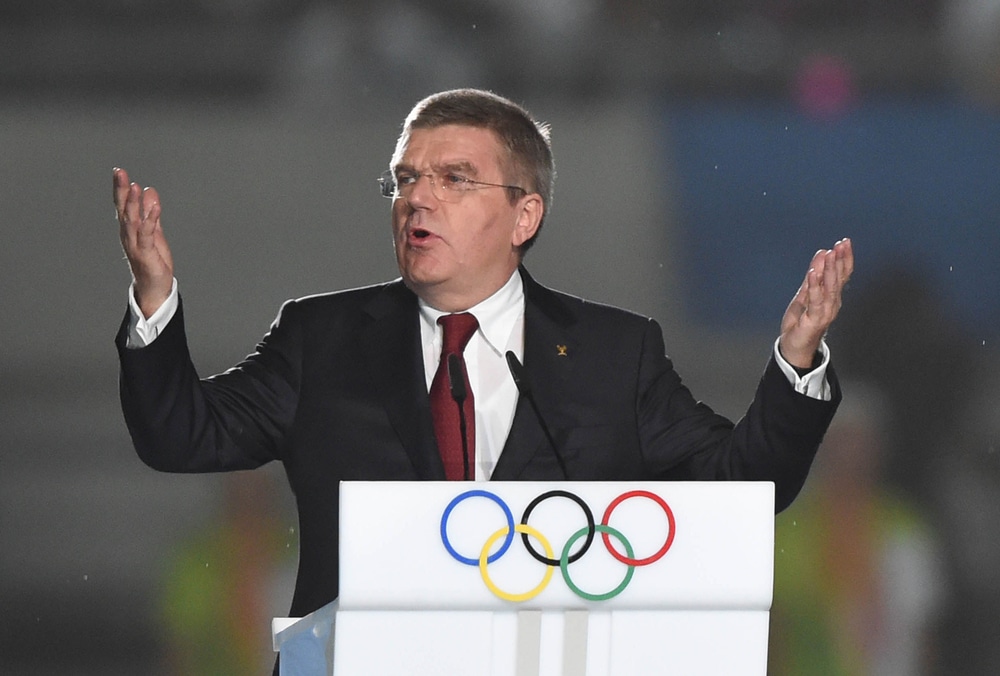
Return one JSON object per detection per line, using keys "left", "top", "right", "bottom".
{"left": 440, "top": 489, "right": 515, "bottom": 566}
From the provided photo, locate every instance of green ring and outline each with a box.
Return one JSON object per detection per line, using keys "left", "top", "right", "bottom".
{"left": 560, "top": 524, "right": 635, "bottom": 601}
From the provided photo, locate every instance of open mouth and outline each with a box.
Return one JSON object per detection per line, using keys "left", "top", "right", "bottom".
{"left": 410, "top": 228, "right": 431, "bottom": 240}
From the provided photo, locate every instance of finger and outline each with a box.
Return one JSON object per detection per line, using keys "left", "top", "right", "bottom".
{"left": 795, "top": 249, "right": 828, "bottom": 303}
{"left": 807, "top": 251, "right": 829, "bottom": 298}
{"left": 809, "top": 247, "right": 827, "bottom": 270}
{"left": 141, "top": 186, "right": 160, "bottom": 221}
{"left": 135, "top": 187, "right": 162, "bottom": 248}
{"left": 823, "top": 240, "right": 853, "bottom": 296}
{"left": 822, "top": 250, "right": 840, "bottom": 301}
{"left": 113, "top": 167, "right": 131, "bottom": 221}
{"left": 123, "top": 183, "right": 145, "bottom": 238}
{"left": 140, "top": 201, "right": 162, "bottom": 242}
{"left": 806, "top": 267, "right": 825, "bottom": 313}
{"left": 837, "top": 237, "right": 854, "bottom": 281}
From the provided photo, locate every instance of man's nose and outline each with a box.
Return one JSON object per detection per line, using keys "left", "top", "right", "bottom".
{"left": 405, "top": 173, "right": 439, "bottom": 206}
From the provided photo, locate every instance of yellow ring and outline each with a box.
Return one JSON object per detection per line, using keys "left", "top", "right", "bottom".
{"left": 479, "top": 523, "right": 554, "bottom": 602}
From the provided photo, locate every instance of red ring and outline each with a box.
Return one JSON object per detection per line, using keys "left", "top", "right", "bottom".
{"left": 600, "top": 490, "right": 675, "bottom": 566}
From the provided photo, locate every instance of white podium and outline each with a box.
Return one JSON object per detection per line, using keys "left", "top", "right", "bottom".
{"left": 274, "top": 481, "right": 774, "bottom": 675}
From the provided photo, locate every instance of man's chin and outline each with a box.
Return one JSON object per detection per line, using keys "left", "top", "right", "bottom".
{"left": 399, "top": 255, "right": 446, "bottom": 284}
{"left": 399, "top": 269, "right": 444, "bottom": 295}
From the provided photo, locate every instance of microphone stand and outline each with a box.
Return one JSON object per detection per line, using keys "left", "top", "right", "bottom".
{"left": 447, "top": 353, "right": 471, "bottom": 481}
{"left": 505, "top": 351, "right": 569, "bottom": 480}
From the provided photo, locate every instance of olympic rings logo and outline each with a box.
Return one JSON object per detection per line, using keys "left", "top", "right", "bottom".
{"left": 440, "top": 489, "right": 676, "bottom": 602}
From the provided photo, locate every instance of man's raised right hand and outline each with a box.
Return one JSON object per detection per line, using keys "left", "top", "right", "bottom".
{"left": 114, "top": 167, "right": 174, "bottom": 319}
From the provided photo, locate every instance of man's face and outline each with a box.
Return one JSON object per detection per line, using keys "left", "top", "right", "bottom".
{"left": 390, "top": 125, "right": 541, "bottom": 311}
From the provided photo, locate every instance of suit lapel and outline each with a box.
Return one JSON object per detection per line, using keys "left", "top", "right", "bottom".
{"left": 493, "top": 268, "right": 578, "bottom": 481}
{"left": 360, "top": 282, "right": 446, "bottom": 480}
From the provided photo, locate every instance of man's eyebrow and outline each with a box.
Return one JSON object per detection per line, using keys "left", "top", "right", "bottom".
{"left": 392, "top": 160, "right": 479, "bottom": 176}
{"left": 437, "top": 160, "right": 478, "bottom": 176}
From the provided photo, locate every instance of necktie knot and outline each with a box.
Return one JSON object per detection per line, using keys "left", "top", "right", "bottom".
{"left": 438, "top": 313, "right": 479, "bottom": 355}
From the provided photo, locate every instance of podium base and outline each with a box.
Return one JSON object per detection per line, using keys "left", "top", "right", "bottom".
{"left": 275, "top": 606, "right": 769, "bottom": 675}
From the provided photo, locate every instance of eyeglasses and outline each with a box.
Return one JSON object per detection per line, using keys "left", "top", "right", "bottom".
{"left": 378, "top": 169, "right": 525, "bottom": 202}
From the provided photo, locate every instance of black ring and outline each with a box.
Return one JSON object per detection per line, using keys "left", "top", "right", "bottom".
{"left": 519, "top": 490, "right": 595, "bottom": 566}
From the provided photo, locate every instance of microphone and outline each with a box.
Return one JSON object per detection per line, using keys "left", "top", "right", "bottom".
{"left": 447, "top": 353, "right": 471, "bottom": 481}
{"left": 505, "top": 351, "right": 569, "bottom": 479}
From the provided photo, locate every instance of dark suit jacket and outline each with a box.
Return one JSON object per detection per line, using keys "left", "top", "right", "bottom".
{"left": 116, "top": 267, "right": 839, "bottom": 618}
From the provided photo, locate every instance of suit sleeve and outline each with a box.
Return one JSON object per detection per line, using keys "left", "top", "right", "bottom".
{"left": 115, "top": 297, "right": 302, "bottom": 473}
{"left": 636, "top": 318, "right": 840, "bottom": 512}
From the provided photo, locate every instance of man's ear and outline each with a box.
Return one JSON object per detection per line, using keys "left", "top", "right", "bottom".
{"left": 511, "top": 194, "right": 543, "bottom": 247}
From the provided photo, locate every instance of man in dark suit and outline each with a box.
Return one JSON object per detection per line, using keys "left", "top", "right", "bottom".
{"left": 114, "top": 89, "right": 852, "bottom": 623}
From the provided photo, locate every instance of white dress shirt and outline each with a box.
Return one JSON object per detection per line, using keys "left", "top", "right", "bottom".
{"left": 418, "top": 270, "right": 525, "bottom": 481}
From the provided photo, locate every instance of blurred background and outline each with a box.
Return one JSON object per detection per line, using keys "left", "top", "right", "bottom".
{"left": 2, "top": 0, "right": 999, "bottom": 673}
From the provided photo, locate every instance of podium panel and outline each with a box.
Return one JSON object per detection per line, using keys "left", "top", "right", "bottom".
{"left": 275, "top": 481, "right": 775, "bottom": 675}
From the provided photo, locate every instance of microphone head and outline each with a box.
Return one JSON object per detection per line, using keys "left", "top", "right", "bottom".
{"left": 447, "top": 353, "right": 467, "bottom": 401}
{"left": 505, "top": 351, "right": 530, "bottom": 394}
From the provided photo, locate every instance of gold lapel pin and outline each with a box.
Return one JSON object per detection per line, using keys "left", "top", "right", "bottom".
{"left": 556, "top": 344, "right": 568, "bottom": 356}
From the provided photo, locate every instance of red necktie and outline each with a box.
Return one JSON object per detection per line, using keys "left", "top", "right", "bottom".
{"left": 430, "top": 313, "right": 478, "bottom": 480}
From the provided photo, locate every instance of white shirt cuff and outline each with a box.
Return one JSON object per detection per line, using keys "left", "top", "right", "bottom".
{"left": 126, "top": 278, "right": 179, "bottom": 348}
{"left": 773, "top": 337, "right": 832, "bottom": 401}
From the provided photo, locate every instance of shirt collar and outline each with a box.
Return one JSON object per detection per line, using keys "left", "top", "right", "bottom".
{"left": 418, "top": 270, "right": 524, "bottom": 356}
